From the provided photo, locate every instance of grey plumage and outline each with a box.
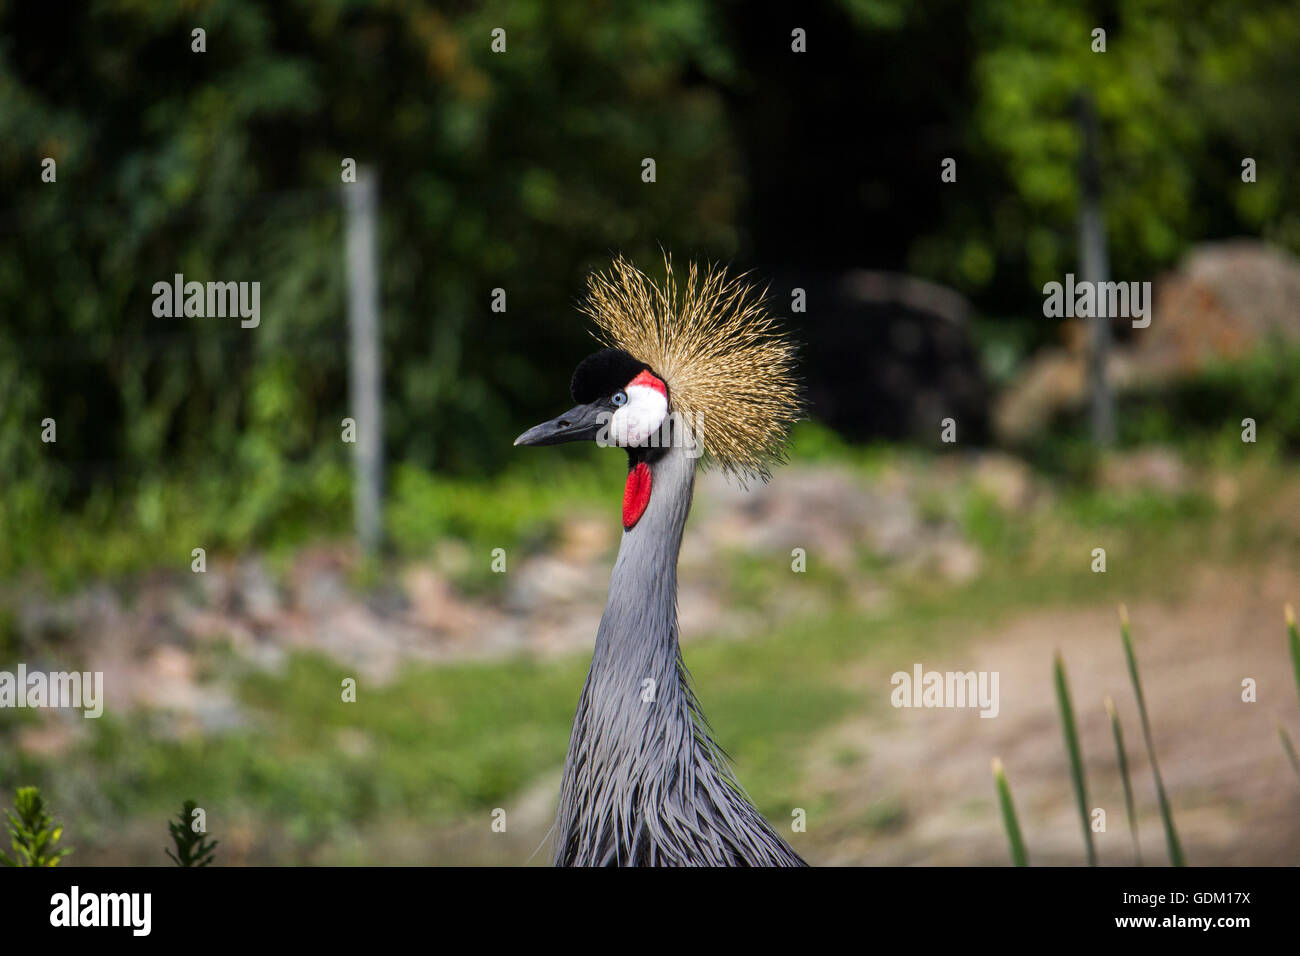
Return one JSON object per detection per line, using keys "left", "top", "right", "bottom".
{"left": 550, "top": 438, "right": 805, "bottom": 866}
{"left": 516, "top": 256, "right": 805, "bottom": 866}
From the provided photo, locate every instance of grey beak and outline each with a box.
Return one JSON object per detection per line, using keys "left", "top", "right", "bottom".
{"left": 514, "top": 403, "right": 607, "bottom": 446}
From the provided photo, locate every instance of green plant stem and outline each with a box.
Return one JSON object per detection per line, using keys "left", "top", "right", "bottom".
{"left": 992, "top": 758, "right": 1028, "bottom": 866}
{"left": 1120, "top": 605, "right": 1185, "bottom": 866}
{"left": 1054, "top": 652, "right": 1096, "bottom": 865}
{"left": 1105, "top": 695, "right": 1141, "bottom": 865}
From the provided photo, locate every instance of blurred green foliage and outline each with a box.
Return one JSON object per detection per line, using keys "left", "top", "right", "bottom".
{"left": 165, "top": 798, "right": 218, "bottom": 866}
{"left": 0, "top": 0, "right": 744, "bottom": 569}
{"left": 2, "top": 0, "right": 1299, "bottom": 579}
{"left": 1022, "top": 343, "right": 1300, "bottom": 480}
{"left": 918, "top": 0, "right": 1300, "bottom": 306}
{"left": 0, "top": 786, "right": 72, "bottom": 866}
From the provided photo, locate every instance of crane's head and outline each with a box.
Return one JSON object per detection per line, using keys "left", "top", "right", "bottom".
{"left": 512, "top": 346, "right": 670, "bottom": 451}
{"left": 515, "top": 255, "right": 801, "bottom": 528}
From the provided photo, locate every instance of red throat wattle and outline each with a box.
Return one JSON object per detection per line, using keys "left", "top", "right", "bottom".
{"left": 622, "top": 461, "right": 652, "bottom": 530}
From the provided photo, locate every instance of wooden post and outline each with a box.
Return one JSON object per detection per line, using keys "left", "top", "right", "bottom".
{"left": 1076, "top": 92, "right": 1116, "bottom": 447}
{"left": 343, "top": 166, "right": 384, "bottom": 555}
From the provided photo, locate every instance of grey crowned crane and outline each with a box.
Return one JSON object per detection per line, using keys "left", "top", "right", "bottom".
{"left": 515, "top": 256, "right": 805, "bottom": 867}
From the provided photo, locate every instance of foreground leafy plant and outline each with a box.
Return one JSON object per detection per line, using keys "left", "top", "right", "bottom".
{"left": 992, "top": 758, "right": 1028, "bottom": 866}
{"left": 1120, "top": 605, "right": 1185, "bottom": 866}
{"left": 0, "top": 787, "right": 72, "bottom": 867}
{"left": 166, "top": 799, "right": 219, "bottom": 867}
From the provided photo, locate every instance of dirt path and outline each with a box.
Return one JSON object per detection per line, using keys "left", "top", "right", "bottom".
{"left": 804, "top": 564, "right": 1300, "bottom": 865}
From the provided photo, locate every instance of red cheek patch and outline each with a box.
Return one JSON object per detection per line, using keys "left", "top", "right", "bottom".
{"left": 622, "top": 461, "right": 652, "bottom": 530}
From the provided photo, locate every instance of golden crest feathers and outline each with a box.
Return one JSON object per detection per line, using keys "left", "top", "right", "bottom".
{"left": 580, "top": 255, "right": 801, "bottom": 482}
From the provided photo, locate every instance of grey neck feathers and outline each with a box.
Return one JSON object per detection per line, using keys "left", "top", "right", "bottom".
{"left": 550, "top": 442, "right": 805, "bottom": 867}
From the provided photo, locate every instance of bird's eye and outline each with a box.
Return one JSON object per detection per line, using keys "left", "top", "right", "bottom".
{"left": 611, "top": 390, "right": 628, "bottom": 406}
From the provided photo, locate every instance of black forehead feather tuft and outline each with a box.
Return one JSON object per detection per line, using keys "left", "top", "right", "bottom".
{"left": 570, "top": 347, "right": 650, "bottom": 403}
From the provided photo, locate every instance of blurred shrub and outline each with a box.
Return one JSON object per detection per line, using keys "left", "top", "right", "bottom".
{"left": 0, "top": 0, "right": 743, "bottom": 535}
{"left": 3, "top": 0, "right": 1300, "bottom": 578}
{"left": 1022, "top": 343, "right": 1300, "bottom": 478}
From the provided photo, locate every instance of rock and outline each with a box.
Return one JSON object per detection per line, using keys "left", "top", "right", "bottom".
{"left": 556, "top": 516, "right": 615, "bottom": 564}
{"left": 1141, "top": 240, "right": 1300, "bottom": 372}
{"left": 149, "top": 644, "right": 195, "bottom": 684}
{"left": 785, "top": 270, "right": 990, "bottom": 443}
{"left": 1099, "top": 448, "right": 1187, "bottom": 494}
{"left": 233, "top": 558, "right": 281, "bottom": 622}
{"left": 16, "top": 721, "right": 79, "bottom": 758}
{"left": 335, "top": 727, "right": 373, "bottom": 758}
{"left": 931, "top": 539, "right": 981, "bottom": 585}
{"left": 432, "top": 539, "right": 473, "bottom": 579}
{"left": 1211, "top": 474, "right": 1240, "bottom": 509}
{"left": 288, "top": 547, "right": 352, "bottom": 613}
{"left": 992, "top": 347, "right": 1143, "bottom": 443}
{"left": 971, "top": 454, "right": 1037, "bottom": 512}
{"left": 695, "top": 465, "right": 917, "bottom": 569}
{"left": 403, "top": 564, "right": 478, "bottom": 635}
{"left": 992, "top": 349, "right": 1084, "bottom": 443}
{"left": 994, "top": 241, "right": 1300, "bottom": 442}
{"left": 505, "top": 555, "right": 598, "bottom": 612}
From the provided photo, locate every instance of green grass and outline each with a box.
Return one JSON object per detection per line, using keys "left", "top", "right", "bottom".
{"left": 0, "top": 447, "right": 620, "bottom": 594}
{"left": 1279, "top": 726, "right": 1300, "bottom": 785}
{"left": 1281, "top": 604, "right": 1300, "bottom": 788}
{"left": 1120, "top": 606, "right": 1186, "bottom": 867}
{"left": 0, "top": 457, "right": 355, "bottom": 591}
{"left": 1287, "top": 603, "right": 1300, "bottom": 709}
{"left": 992, "top": 758, "right": 1028, "bottom": 866}
{"left": 860, "top": 799, "right": 908, "bottom": 833}
{"left": 1105, "top": 695, "right": 1142, "bottom": 865}
{"left": 1053, "top": 653, "right": 1096, "bottom": 866}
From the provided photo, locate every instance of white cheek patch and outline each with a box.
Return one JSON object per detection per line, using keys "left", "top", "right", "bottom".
{"left": 610, "top": 384, "right": 668, "bottom": 446}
